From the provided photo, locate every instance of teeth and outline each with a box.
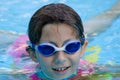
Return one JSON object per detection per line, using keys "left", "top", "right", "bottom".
{"left": 52, "top": 67, "right": 69, "bottom": 71}
{"left": 54, "top": 67, "right": 66, "bottom": 71}
{"left": 61, "top": 68, "right": 64, "bottom": 70}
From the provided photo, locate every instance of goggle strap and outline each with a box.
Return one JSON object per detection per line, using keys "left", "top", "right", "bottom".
{"left": 81, "top": 34, "right": 85, "bottom": 45}
{"left": 26, "top": 41, "right": 35, "bottom": 49}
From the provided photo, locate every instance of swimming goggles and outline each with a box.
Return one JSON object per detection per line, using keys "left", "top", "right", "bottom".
{"left": 34, "top": 40, "right": 81, "bottom": 57}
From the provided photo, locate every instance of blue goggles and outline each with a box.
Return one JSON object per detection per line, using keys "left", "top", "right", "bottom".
{"left": 33, "top": 40, "right": 81, "bottom": 57}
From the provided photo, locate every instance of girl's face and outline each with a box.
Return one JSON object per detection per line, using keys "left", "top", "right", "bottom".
{"left": 35, "top": 23, "right": 87, "bottom": 79}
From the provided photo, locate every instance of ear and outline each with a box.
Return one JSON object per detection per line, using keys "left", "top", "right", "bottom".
{"left": 80, "top": 40, "right": 88, "bottom": 58}
{"left": 26, "top": 46, "right": 38, "bottom": 62}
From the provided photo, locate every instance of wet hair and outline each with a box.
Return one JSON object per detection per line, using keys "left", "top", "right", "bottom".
{"left": 28, "top": 3, "right": 85, "bottom": 45}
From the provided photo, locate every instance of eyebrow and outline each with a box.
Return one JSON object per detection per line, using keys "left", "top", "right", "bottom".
{"left": 47, "top": 39, "right": 71, "bottom": 47}
{"left": 62, "top": 39, "right": 71, "bottom": 46}
{"left": 48, "top": 41, "right": 58, "bottom": 46}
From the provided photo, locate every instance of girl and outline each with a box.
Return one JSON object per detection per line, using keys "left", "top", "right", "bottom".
{"left": 26, "top": 3, "right": 92, "bottom": 80}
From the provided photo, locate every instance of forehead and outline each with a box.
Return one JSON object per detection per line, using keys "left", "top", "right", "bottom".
{"left": 40, "top": 23, "right": 78, "bottom": 43}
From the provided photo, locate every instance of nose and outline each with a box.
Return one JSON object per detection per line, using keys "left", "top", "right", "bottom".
{"left": 54, "top": 51, "right": 67, "bottom": 64}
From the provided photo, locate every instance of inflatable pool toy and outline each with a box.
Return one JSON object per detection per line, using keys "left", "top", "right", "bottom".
{"left": 6, "top": 35, "right": 29, "bottom": 58}
{"left": 6, "top": 35, "right": 95, "bottom": 79}
{"left": 85, "top": 46, "right": 101, "bottom": 63}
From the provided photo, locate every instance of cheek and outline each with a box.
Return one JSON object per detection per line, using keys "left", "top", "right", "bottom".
{"left": 74, "top": 50, "right": 83, "bottom": 64}
{"left": 36, "top": 54, "right": 53, "bottom": 67}
{"left": 72, "top": 51, "right": 82, "bottom": 66}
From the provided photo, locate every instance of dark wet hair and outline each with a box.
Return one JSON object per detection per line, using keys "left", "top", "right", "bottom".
{"left": 28, "top": 3, "right": 85, "bottom": 45}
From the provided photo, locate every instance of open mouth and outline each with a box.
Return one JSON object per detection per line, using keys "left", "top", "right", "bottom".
{"left": 52, "top": 66, "right": 71, "bottom": 72}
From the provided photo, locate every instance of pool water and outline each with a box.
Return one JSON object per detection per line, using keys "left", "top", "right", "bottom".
{"left": 0, "top": 0, "right": 120, "bottom": 80}
{"left": 90, "top": 73, "right": 120, "bottom": 80}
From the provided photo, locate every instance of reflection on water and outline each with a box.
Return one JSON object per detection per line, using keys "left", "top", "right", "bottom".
{"left": 92, "top": 64, "right": 120, "bottom": 80}
{"left": 90, "top": 73, "right": 120, "bottom": 80}
{"left": 0, "top": 70, "right": 120, "bottom": 80}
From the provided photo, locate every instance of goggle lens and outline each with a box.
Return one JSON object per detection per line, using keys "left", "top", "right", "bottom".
{"left": 37, "top": 45, "right": 55, "bottom": 56}
{"left": 65, "top": 42, "right": 80, "bottom": 54}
